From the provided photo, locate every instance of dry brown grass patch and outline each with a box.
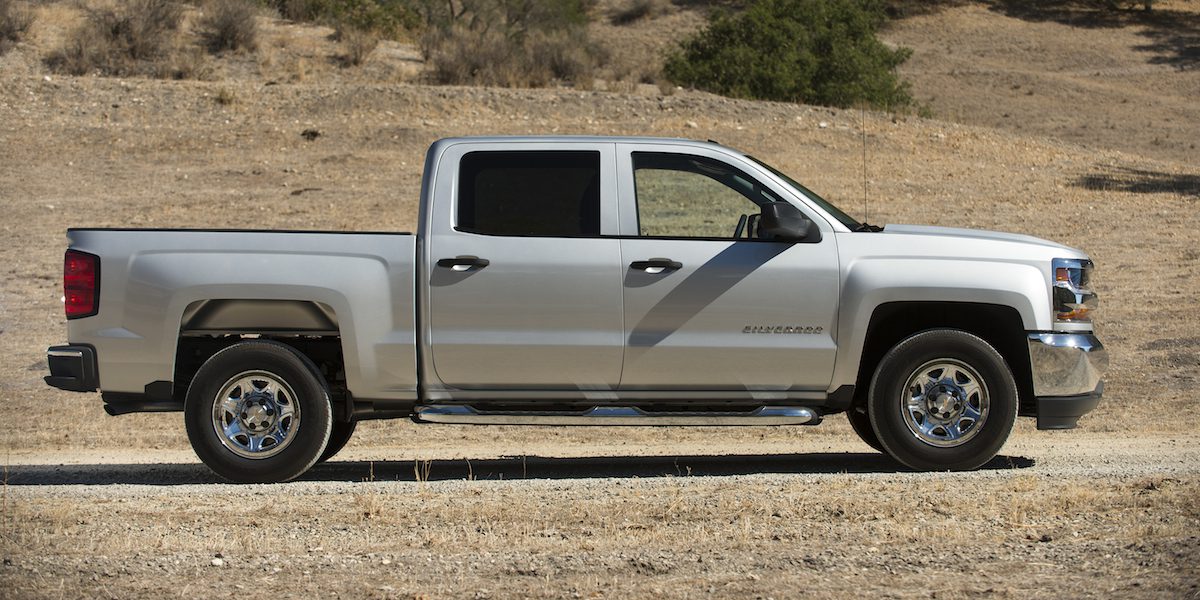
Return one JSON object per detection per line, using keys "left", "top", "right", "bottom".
{"left": 198, "top": 0, "right": 259, "bottom": 54}
{"left": 336, "top": 26, "right": 377, "bottom": 67}
{"left": 44, "top": 0, "right": 186, "bottom": 77}
{"left": 0, "top": 0, "right": 33, "bottom": 54}
{"left": 610, "top": 0, "right": 671, "bottom": 25}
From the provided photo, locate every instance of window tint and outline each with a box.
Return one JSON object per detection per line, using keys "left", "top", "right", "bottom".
{"left": 633, "top": 152, "right": 782, "bottom": 239}
{"left": 458, "top": 151, "right": 601, "bottom": 237}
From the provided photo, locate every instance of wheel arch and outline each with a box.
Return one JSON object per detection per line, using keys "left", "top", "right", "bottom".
{"left": 174, "top": 300, "right": 352, "bottom": 420}
{"left": 849, "top": 302, "right": 1036, "bottom": 417}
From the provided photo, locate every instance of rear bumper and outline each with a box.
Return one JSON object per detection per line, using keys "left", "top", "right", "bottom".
{"left": 44, "top": 345, "right": 99, "bottom": 392}
{"left": 1027, "top": 333, "right": 1108, "bottom": 430}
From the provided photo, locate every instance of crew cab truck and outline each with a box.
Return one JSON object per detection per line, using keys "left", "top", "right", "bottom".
{"left": 45, "top": 136, "right": 1108, "bottom": 483}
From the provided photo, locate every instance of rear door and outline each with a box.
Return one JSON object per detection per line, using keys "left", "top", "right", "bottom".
{"left": 615, "top": 144, "right": 840, "bottom": 393}
{"left": 425, "top": 142, "right": 624, "bottom": 391}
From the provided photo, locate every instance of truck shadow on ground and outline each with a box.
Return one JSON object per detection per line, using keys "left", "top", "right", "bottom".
{"left": 4, "top": 453, "right": 1035, "bottom": 486}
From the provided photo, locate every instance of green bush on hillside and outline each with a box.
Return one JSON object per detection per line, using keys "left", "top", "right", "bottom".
{"left": 664, "top": 0, "right": 913, "bottom": 109}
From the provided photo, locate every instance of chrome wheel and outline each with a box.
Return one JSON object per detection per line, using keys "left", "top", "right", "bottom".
{"left": 901, "top": 359, "right": 989, "bottom": 448}
{"left": 211, "top": 370, "right": 300, "bottom": 459}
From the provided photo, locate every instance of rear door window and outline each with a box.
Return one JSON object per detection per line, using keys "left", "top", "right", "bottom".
{"left": 457, "top": 151, "right": 601, "bottom": 237}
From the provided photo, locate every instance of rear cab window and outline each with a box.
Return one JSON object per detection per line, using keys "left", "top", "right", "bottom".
{"left": 457, "top": 151, "right": 601, "bottom": 237}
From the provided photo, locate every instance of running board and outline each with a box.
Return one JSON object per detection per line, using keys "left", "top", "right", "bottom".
{"left": 413, "top": 405, "right": 821, "bottom": 426}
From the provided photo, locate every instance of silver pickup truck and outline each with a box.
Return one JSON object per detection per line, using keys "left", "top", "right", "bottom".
{"left": 45, "top": 136, "right": 1107, "bottom": 482}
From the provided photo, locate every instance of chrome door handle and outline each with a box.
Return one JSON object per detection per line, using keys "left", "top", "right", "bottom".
{"left": 630, "top": 258, "right": 682, "bottom": 274}
{"left": 437, "top": 256, "right": 490, "bottom": 272}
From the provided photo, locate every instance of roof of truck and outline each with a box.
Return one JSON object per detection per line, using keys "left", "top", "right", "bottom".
{"left": 432, "top": 135, "right": 737, "bottom": 150}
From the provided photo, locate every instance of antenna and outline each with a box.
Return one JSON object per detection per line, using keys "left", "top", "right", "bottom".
{"left": 860, "top": 103, "right": 868, "bottom": 223}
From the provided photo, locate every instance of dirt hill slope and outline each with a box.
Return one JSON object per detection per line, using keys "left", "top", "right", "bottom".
{"left": 884, "top": 1, "right": 1200, "bottom": 166}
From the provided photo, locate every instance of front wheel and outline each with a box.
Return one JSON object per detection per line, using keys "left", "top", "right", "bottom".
{"left": 316, "top": 420, "right": 357, "bottom": 464}
{"left": 184, "top": 341, "right": 332, "bottom": 483}
{"left": 868, "top": 329, "right": 1017, "bottom": 471}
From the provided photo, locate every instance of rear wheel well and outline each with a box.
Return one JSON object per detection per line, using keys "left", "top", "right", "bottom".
{"left": 175, "top": 335, "right": 349, "bottom": 421}
{"left": 853, "top": 302, "right": 1035, "bottom": 416}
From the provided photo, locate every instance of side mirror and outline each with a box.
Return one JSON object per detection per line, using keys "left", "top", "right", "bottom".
{"left": 759, "top": 202, "right": 821, "bottom": 242}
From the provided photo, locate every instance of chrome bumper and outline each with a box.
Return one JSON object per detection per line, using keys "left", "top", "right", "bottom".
{"left": 1027, "top": 333, "right": 1107, "bottom": 397}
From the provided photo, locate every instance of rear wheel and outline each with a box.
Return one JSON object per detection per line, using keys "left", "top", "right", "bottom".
{"left": 317, "top": 420, "right": 357, "bottom": 463}
{"left": 868, "top": 329, "right": 1017, "bottom": 471}
{"left": 184, "top": 341, "right": 332, "bottom": 483}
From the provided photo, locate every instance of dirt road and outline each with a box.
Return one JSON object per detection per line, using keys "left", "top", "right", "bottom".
{"left": 2, "top": 432, "right": 1197, "bottom": 599}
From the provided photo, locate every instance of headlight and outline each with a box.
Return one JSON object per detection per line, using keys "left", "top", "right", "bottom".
{"left": 1052, "top": 257, "right": 1097, "bottom": 326}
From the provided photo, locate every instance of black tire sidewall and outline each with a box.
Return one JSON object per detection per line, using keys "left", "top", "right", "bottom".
{"left": 184, "top": 341, "right": 332, "bottom": 483}
{"left": 317, "top": 420, "right": 357, "bottom": 464}
{"left": 868, "top": 329, "right": 1017, "bottom": 471}
{"left": 846, "top": 407, "right": 885, "bottom": 453}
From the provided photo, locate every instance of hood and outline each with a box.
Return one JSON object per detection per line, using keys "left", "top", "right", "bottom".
{"left": 881, "top": 224, "right": 1080, "bottom": 254}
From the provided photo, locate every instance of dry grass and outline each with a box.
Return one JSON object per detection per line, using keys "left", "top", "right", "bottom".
{"left": 336, "top": 26, "right": 377, "bottom": 67}
{"left": 198, "top": 0, "right": 259, "bottom": 54}
{"left": 610, "top": 0, "right": 671, "bottom": 25}
{"left": 2, "top": 474, "right": 1196, "bottom": 596}
{"left": 0, "top": 0, "right": 33, "bottom": 54}
{"left": 44, "top": 0, "right": 185, "bottom": 77}
{"left": 424, "top": 25, "right": 602, "bottom": 88}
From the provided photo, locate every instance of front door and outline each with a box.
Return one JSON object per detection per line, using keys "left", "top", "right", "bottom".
{"left": 616, "top": 146, "right": 840, "bottom": 393}
{"left": 426, "top": 143, "right": 624, "bottom": 391}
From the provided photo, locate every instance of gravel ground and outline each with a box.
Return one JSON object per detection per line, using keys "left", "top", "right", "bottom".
{"left": 2, "top": 433, "right": 1198, "bottom": 599}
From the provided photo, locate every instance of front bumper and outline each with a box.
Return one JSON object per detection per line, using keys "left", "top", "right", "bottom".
{"left": 44, "top": 344, "right": 99, "bottom": 392}
{"left": 1027, "top": 333, "right": 1107, "bottom": 429}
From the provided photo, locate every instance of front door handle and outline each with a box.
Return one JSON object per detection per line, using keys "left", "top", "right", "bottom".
{"left": 437, "top": 255, "right": 490, "bottom": 272}
{"left": 630, "top": 258, "right": 682, "bottom": 274}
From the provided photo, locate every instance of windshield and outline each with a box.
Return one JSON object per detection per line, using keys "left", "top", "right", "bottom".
{"left": 746, "top": 155, "right": 863, "bottom": 230}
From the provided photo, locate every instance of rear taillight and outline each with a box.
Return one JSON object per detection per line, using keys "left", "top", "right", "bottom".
{"left": 64, "top": 250, "right": 99, "bottom": 319}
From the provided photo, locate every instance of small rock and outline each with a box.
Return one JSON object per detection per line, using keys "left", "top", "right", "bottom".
{"left": 685, "top": 121, "right": 699, "bottom": 129}
{"left": 43, "top": 75, "right": 51, "bottom": 83}
{"left": 818, "top": 121, "right": 829, "bottom": 129}
{"left": 300, "top": 129, "right": 321, "bottom": 141}
{"left": 210, "top": 558, "right": 225, "bottom": 567}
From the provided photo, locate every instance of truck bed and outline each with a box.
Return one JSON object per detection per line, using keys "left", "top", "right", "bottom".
{"left": 64, "top": 228, "right": 419, "bottom": 403}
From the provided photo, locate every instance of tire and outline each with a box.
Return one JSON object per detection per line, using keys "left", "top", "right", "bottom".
{"left": 868, "top": 329, "right": 1018, "bottom": 471}
{"left": 846, "top": 406, "right": 884, "bottom": 453}
{"left": 184, "top": 340, "right": 332, "bottom": 483}
{"left": 316, "top": 420, "right": 357, "bottom": 464}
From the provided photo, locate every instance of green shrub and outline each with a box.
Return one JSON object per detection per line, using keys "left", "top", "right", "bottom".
{"left": 0, "top": 0, "right": 34, "bottom": 55}
{"left": 664, "top": 0, "right": 913, "bottom": 109}
{"left": 200, "top": 0, "right": 259, "bottom": 53}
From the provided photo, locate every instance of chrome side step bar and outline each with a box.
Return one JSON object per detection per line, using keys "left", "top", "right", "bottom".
{"left": 413, "top": 405, "right": 821, "bottom": 426}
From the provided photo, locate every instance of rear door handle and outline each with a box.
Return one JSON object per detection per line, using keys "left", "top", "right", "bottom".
{"left": 437, "top": 255, "right": 490, "bottom": 272}
{"left": 630, "top": 258, "right": 682, "bottom": 274}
